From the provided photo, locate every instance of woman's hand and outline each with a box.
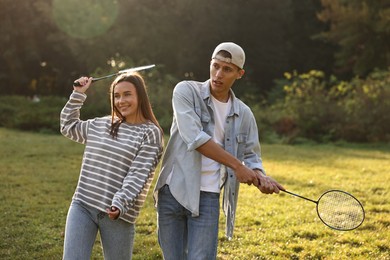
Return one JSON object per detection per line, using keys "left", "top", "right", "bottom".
{"left": 73, "top": 77, "right": 92, "bottom": 93}
{"left": 106, "top": 206, "right": 120, "bottom": 220}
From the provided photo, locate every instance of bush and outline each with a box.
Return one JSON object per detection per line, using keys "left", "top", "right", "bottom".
{"left": 0, "top": 69, "right": 178, "bottom": 134}
{"left": 333, "top": 69, "right": 390, "bottom": 142}
{"left": 4, "top": 68, "right": 388, "bottom": 143}
{"left": 254, "top": 68, "right": 390, "bottom": 143}
{"left": 0, "top": 96, "right": 67, "bottom": 134}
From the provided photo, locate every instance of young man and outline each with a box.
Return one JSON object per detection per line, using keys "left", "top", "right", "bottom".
{"left": 154, "top": 42, "right": 284, "bottom": 259}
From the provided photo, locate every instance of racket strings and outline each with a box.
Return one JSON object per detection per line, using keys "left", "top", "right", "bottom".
{"left": 317, "top": 191, "right": 364, "bottom": 230}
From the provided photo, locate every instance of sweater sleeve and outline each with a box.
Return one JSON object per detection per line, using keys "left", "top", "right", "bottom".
{"left": 111, "top": 125, "right": 163, "bottom": 216}
{"left": 60, "top": 91, "right": 90, "bottom": 144}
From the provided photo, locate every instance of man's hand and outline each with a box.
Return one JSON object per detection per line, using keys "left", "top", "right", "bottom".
{"left": 254, "top": 170, "right": 284, "bottom": 194}
{"left": 234, "top": 164, "right": 259, "bottom": 186}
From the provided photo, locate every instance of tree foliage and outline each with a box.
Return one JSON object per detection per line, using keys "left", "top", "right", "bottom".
{"left": 0, "top": 0, "right": 336, "bottom": 98}
{"left": 317, "top": 0, "right": 390, "bottom": 76}
{"left": 1, "top": 0, "right": 389, "bottom": 142}
{"left": 255, "top": 68, "right": 390, "bottom": 143}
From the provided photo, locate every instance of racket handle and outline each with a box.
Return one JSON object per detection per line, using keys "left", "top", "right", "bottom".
{"left": 73, "top": 81, "right": 82, "bottom": 87}
{"left": 73, "top": 78, "right": 97, "bottom": 87}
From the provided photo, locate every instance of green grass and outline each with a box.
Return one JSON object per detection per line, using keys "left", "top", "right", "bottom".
{"left": 0, "top": 128, "right": 389, "bottom": 259}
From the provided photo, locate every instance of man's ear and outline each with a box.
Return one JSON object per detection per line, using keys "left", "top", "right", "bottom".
{"left": 237, "top": 69, "right": 245, "bottom": 79}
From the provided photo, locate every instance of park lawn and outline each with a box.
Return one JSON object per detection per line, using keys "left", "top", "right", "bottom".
{"left": 0, "top": 128, "right": 389, "bottom": 259}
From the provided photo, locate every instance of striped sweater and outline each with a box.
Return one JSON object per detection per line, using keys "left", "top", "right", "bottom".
{"left": 60, "top": 91, "right": 163, "bottom": 223}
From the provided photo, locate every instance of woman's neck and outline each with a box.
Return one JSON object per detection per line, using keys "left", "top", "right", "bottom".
{"left": 125, "top": 112, "right": 146, "bottom": 124}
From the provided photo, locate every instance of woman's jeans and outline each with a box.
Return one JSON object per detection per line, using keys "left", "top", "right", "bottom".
{"left": 63, "top": 200, "right": 135, "bottom": 260}
{"left": 157, "top": 185, "right": 220, "bottom": 260}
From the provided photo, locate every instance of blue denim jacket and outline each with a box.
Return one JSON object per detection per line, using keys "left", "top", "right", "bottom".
{"left": 154, "top": 79, "right": 265, "bottom": 238}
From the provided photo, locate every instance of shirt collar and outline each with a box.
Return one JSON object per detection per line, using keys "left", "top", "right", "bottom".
{"left": 202, "top": 80, "right": 240, "bottom": 117}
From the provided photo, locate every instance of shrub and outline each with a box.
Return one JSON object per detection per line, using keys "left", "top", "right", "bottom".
{"left": 0, "top": 96, "right": 67, "bottom": 134}
{"left": 0, "top": 69, "right": 178, "bottom": 134}
{"left": 332, "top": 69, "right": 390, "bottom": 142}
{"left": 254, "top": 68, "right": 390, "bottom": 143}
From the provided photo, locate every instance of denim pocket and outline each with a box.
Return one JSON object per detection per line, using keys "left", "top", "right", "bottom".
{"left": 236, "top": 134, "right": 248, "bottom": 160}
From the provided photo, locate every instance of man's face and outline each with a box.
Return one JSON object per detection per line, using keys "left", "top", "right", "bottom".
{"left": 209, "top": 58, "right": 245, "bottom": 100}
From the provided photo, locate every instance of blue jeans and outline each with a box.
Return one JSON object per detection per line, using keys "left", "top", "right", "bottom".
{"left": 157, "top": 185, "right": 220, "bottom": 260}
{"left": 63, "top": 200, "right": 135, "bottom": 260}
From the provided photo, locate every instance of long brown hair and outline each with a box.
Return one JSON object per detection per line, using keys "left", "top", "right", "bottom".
{"left": 109, "top": 72, "right": 163, "bottom": 138}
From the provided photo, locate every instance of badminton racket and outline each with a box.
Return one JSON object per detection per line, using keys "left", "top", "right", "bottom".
{"left": 282, "top": 189, "right": 365, "bottom": 231}
{"left": 73, "top": 64, "right": 155, "bottom": 86}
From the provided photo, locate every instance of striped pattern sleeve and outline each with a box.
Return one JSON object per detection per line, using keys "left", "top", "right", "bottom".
{"left": 112, "top": 124, "right": 163, "bottom": 217}
{"left": 60, "top": 91, "right": 90, "bottom": 144}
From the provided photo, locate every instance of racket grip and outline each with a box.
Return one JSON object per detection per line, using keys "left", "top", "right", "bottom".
{"left": 73, "top": 78, "right": 98, "bottom": 87}
{"left": 73, "top": 81, "right": 82, "bottom": 87}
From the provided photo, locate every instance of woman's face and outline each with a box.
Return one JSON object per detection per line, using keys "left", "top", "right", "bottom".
{"left": 113, "top": 81, "right": 141, "bottom": 123}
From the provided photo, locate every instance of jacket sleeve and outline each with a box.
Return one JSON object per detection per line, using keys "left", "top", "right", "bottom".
{"left": 172, "top": 81, "right": 211, "bottom": 151}
{"left": 240, "top": 108, "right": 265, "bottom": 173}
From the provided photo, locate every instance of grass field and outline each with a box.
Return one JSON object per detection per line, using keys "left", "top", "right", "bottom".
{"left": 0, "top": 128, "right": 389, "bottom": 259}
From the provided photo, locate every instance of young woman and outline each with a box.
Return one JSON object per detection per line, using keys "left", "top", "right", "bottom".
{"left": 60, "top": 72, "right": 163, "bottom": 259}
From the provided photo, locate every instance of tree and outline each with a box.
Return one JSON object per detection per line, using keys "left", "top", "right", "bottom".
{"left": 317, "top": 0, "right": 390, "bottom": 77}
{"left": 0, "top": 0, "right": 369, "bottom": 99}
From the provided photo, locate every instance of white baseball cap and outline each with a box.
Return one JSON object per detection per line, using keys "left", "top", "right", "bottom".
{"left": 211, "top": 42, "right": 245, "bottom": 69}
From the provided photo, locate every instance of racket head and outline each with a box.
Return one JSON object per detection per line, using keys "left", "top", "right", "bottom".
{"left": 316, "top": 190, "right": 365, "bottom": 231}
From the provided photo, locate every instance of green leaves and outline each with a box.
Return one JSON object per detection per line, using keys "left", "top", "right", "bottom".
{"left": 317, "top": 0, "right": 390, "bottom": 76}
{"left": 52, "top": 0, "right": 119, "bottom": 39}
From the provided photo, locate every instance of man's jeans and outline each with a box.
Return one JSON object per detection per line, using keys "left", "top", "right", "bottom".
{"left": 63, "top": 200, "right": 135, "bottom": 260}
{"left": 157, "top": 185, "right": 220, "bottom": 260}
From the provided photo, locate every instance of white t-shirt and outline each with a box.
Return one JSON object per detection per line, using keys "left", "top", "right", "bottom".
{"left": 200, "top": 95, "right": 231, "bottom": 193}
